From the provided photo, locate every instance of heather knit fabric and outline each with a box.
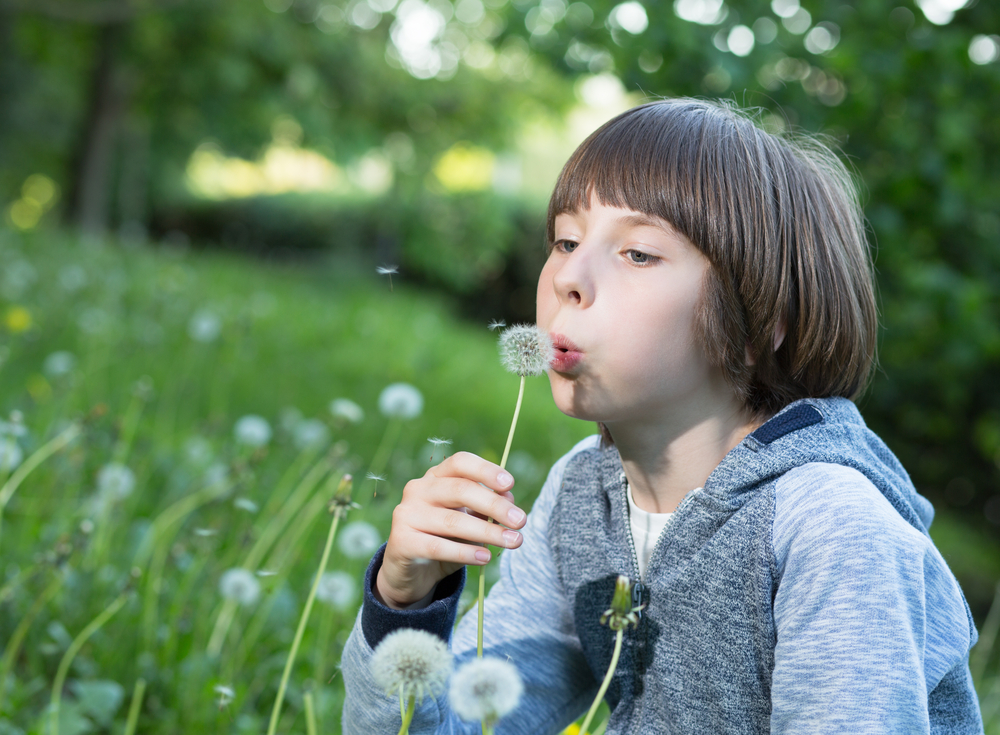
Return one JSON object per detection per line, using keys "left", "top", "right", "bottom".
{"left": 341, "top": 397, "right": 984, "bottom": 734}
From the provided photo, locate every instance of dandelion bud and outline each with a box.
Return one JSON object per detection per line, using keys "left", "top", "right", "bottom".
{"left": 330, "top": 473, "right": 355, "bottom": 512}
{"left": 498, "top": 325, "right": 555, "bottom": 377}
{"left": 371, "top": 628, "right": 453, "bottom": 703}
{"left": 600, "top": 575, "right": 644, "bottom": 631}
{"left": 449, "top": 657, "right": 523, "bottom": 726}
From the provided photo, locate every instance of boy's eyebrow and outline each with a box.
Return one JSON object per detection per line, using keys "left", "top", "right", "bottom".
{"left": 616, "top": 213, "right": 674, "bottom": 233}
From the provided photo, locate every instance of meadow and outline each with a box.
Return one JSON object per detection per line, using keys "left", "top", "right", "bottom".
{"left": 0, "top": 226, "right": 996, "bottom": 734}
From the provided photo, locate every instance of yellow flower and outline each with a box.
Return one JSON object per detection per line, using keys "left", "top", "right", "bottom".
{"left": 5, "top": 306, "right": 32, "bottom": 333}
{"left": 563, "top": 725, "right": 582, "bottom": 735}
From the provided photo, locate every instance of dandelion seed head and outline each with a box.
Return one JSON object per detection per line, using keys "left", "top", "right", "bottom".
{"left": 293, "top": 418, "right": 330, "bottom": 449}
{"left": 378, "top": 383, "right": 423, "bottom": 420}
{"left": 371, "top": 628, "right": 452, "bottom": 703}
{"left": 330, "top": 398, "right": 365, "bottom": 424}
{"left": 219, "top": 568, "right": 261, "bottom": 606}
{"left": 498, "top": 325, "right": 555, "bottom": 377}
{"left": 316, "top": 570, "right": 358, "bottom": 610}
{"left": 43, "top": 351, "right": 76, "bottom": 378}
{"left": 0, "top": 437, "right": 22, "bottom": 473}
{"left": 449, "top": 657, "right": 523, "bottom": 724}
{"left": 234, "top": 415, "right": 272, "bottom": 448}
{"left": 188, "top": 309, "right": 222, "bottom": 343}
{"left": 97, "top": 463, "right": 136, "bottom": 501}
{"left": 487, "top": 319, "right": 506, "bottom": 331}
{"left": 337, "top": 520, "right": 382, "bottom": 559}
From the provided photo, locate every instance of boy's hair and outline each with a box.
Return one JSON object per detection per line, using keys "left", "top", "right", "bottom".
{"left": 547, "top": 98, "right": 877, "bottom": 420}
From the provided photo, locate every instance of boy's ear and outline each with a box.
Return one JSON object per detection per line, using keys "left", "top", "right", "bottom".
{"left": 745, "top": 317, "right": 788, "bottom": 367}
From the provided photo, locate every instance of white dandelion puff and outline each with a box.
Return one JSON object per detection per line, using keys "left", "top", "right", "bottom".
{"left": 378, "top": 383, "right": 423, "bottom": 420}
{"left": 233, "top": 497, "right": 258, "bottom": 513}
{"left": 371, "top": 628, "right": 452, "bottom": 703}
{"left": 43, "top": 351, "right": 76, "bottom": 378}
{"left": 0, "top": 437, "right": 22, "bottom": 473}
{"left": 188, "top": 309, "right": 222, "bottom": 343}
{"left": 219, "top": 568, "right": 261, "bottom": 606}
{"left": 293, "top": 418, "right": 330, "bottom": 449}
{"left": 449, "top": 657, "right": 523, "bottom": 725}
{"left": 498, "top": 325, "right": 555, "bottom": 377}
{"left": 316, "top": 570, "right": 358, "bottom": 610}
{"left": 487, "top": 319, "right": 506, "bottom": 331}
{"left": 337, "top": 520, "right": 382, "bottom": 558}
{"left": 234, "top": 415, "right": 272, "bottom": 448}
{"left": 97, "top": 463, "right": 136, "bottom": 501}
{"left": 330, "top": 397, "right": 365, "bottom": 424}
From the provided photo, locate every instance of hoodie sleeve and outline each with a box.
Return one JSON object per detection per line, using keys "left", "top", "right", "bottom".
{"left": 340, "top": 436, "right": 601, "bottom": 735}
{"left": 770, "top": 462, "right": 983, "bottom": 735}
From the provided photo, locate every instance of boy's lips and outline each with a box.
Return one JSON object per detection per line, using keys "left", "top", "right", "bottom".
{"left": 549, "top": 333, "right": 583, "bottom": 372}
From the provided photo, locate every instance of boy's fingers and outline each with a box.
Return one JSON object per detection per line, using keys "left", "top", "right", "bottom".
{"left": 431, "top": 451, "right": 514, "bottom": 493}
{"left": 394, "top": 529, "right": 494, "bottom": 566}
{"left": 414, "top": 507, "right": 523, "bottom": 550}
{"left": 423, "top": 477, "right": 526, "bottom": 529}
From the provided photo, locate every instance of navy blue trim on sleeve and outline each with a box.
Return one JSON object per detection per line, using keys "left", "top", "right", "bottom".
{"left": 360, "top": 543, "right": 466, "bottom": 649}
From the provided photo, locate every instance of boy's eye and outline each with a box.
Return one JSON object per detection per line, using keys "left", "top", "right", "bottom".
{"left": 627, "top": 249, "right": 654, "bottom": 264}
{"left": 555, "top": 239, "right": 579, "bottom": 254}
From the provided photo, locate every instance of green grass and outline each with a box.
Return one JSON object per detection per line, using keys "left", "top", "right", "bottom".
{"left": 0, "top": 226, "right": 997, "bottom": 734}
{"left": 0, "top": 227, "right": 591, "bottom": 734}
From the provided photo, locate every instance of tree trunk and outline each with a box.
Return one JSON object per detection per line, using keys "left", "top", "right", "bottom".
{"left": 66, "top": 21, "right": 129, "bottom": 236}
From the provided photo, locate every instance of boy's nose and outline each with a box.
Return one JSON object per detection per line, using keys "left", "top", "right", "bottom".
{"left": 551, "top": 247, "right": 595, "bottom": 308}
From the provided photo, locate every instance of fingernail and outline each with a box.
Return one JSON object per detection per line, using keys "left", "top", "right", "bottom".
{"left": 502, "top": 530, "right": 520, "bottom": 548}
{"left": 475, "top": 549, "right": 491, "bottom": 563}
{"left": 507, "top": 507, "right": 526, "bottom": 525}
{"left": 497, "top": 471, "right": 513, "bottom": 488}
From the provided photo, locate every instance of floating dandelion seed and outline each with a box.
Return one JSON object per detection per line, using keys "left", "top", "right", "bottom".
{"left": 214, "top": 684, "right": 235, "bottom": 708}
{"left": 234, "top": 415, "right": 272, "bottom": 448}
{"left": 366, "top": 471, "right": 386, "bottom": 497}
{"left": 219, "top": 568, "right": 261, "bottom": 606}
{"left": 487, "top": 319, "right": 506, "bottom": 331}
{"left": 449, "top": 657, "right": 523, "bottom": 727}
{"left": 378, "top": 383, "right": 423, "bottom": 419}
{"left": 316, "top": 570, "right": 358, "bottom": 610}
{"left": 428, "top": 437, "right": 452, "bottom": 447}
{"left": 337, "top": 520, "right": 381, "bottom": 558}
{"left": 498, "top": 324, "right": 555, "bottom": 377}
{"left": 376, "top": 265, "right": 399, "bottom": 290}
{"left": 194, "top": 528, "right": 218, "bottom": 537}
{"left": 256, "top": 569, "right": 278, "bottom": 577}
{"left": 330, "top": 398, "right": 365, "bottom": 424}
{"left": 371, "top": 628, "right": 452, "bottom": 704}
{"left": 233, "top": 497, "right": 258, "bottom": 513}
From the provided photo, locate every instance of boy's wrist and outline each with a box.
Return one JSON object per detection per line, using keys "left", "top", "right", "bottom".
{"left": 374, "top": 567, "right": 436, "bottom": 610}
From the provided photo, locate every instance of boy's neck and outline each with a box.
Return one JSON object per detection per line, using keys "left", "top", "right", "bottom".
{"left": 609, "top": 403, "right": 758, "bottom": 514}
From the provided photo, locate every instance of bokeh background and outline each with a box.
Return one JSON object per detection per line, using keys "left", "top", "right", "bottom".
{"left": 1, "top": 0, "right": 999, "bottom": 732}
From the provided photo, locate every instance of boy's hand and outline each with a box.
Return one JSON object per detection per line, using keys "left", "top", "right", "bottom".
{"left": 375, "top": 451, "right": 527, "bottom": 610}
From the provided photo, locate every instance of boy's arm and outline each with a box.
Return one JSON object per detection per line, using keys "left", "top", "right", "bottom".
{"left": 341, "top": 436, "right": 601, "bottom": 735}
{"left": 770, "top": 463, "right": 983, "bottom": 734}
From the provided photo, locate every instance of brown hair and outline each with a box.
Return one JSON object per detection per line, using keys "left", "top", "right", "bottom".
{"left": 547, "top": 98, "right": 877, "bottom": 421}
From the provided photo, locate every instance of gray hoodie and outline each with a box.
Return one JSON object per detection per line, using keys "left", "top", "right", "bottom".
{"left": 342, "top": 398, "right": 983, "bottom": 734}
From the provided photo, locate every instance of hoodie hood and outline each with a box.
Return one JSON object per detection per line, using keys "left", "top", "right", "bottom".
{"left": 705, "top": 396, "right": 934, "bottom": 535}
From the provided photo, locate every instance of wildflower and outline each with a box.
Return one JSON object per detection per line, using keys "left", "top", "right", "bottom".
{"left": 378, "top": 383, "right": 423, "bottom": 420}
{"left": 600, "top": 574, "right": 645, "bottom": 631}
{"left": 449, "top": 657, "right": 523, "bottom": 728}
{"left": 214, "top": 684, "right": 235, "bottom": 708}
{"left": 234, "top": 415, "right": 272, "bottom": 448}
{"left": 371, "top": 628, "right": 452, "bottom": 704}
{"left": 293, "top": 419, "right": 330, "bottom": 449}
{"left": 188, "top": 309, "right": 222, "bottom": 343}
{"left": 330, "top": 397, "right": 365, "bottom": 424}
{"left": 498, "top": 324, "right": 555, "bottom": 377}
{"left": 315, "top": 570, "right": 358, "bottom": 610}
{"left": 0, "top": 437, "right": 22, "bottom": 472}
{"left": 43, "top": 351, "right": 76, "bottom": 378}
{"left": 219, "top": 568, "right": 261, "bottom": 606}
{"left": 97, "top": 463, "right": 136, "bottom": 501}
{"left": 234, "top": 497, "right": 259, "bottom": 513}
{"left": 337, "top": 520, "right": 381, "bottom": 558}
{"left": 487, "top": 319, "right": 506, "bottom": 331}
{"left": 4, "top": 306, "right": 32, "bottom": 334}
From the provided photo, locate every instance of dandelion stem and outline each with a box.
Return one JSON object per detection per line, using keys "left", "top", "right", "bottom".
{"left": 0, "top": 573, "right": 63, "bottom": 714}
{"left": 0, "top": 423, "right": 79, "bottom": 554}
{"left": 304, "top": 690, "right": 318, "bottom": 735}
{"left": 50, "top": 592, "right": 128, "bottom": 735}
{"left": 477, "top": 375, "right": 526, "bottom": 658}
{"left": 266, "top": 505, "right": 346, "bottom": 735}
{"left": 579, "top": 628, "right": 624, "bottom": 735}
{"left": 397, "top": 693, "right": 416, "bottom": 735}
{"left": 123, "top": 678, "right": 146, "bottom": 735}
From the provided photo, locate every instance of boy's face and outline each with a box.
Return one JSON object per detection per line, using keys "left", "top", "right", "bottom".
{"left": 536, "top": 200, "right": 735, "bottom": 430}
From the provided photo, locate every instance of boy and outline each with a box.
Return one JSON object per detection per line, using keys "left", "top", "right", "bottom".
{"left": 342, "top": 99, "right": 984, "bottom": 733}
